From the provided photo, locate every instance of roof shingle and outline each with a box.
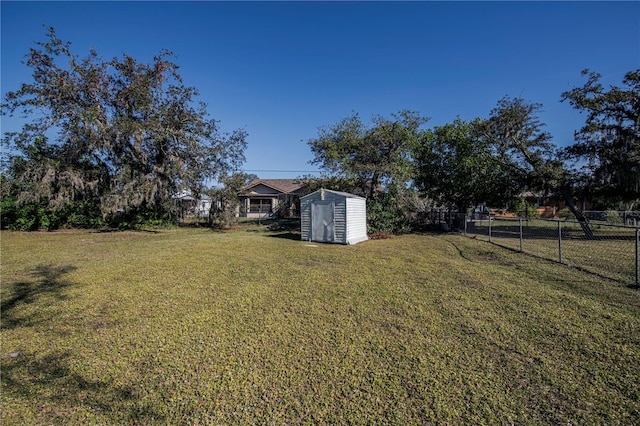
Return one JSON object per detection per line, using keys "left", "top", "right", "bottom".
{"left": 242, "top": 179, "right": 305, "bottom": 194}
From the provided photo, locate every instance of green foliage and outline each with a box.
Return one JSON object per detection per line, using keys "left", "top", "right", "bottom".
{"left": 209, "top": 173, "right": 255, "bottom": 228}
{"left": 1, "top": 27, "right": 247, "bottom": 229}
{"left": 604, "top": 210, "right": 623, "bottom": 224}
{"left": 0, "top": 197, "right": 56, "bottom": 231}
{"left": 414, "top": 117, "right": 515, "bottom": 212}
{"left": 308, "top": 110, "right": 428, "bottom": 199}
{"left": 1, "top": 198, "right": 39, "bottom": 231}
{"left": 106, "top": 206, "right": 174, "bottom": 230}
{"left": 479, "top": 96, "right": 564, "bottom": 197}
{"left": 0, "top": 197, "right": 104, "bottom": 231}
{"left": 0, "top": 196, "right": 18, "bottom": 229}
{"left": 557, "top": 208, "right": 574, "bottom": 220}
{"left": 506, "top": 199, "right": 540, "bottom": 218}
{"left": 561, "top": 69, "right": 640, "bottom": 207}
{"left": 366, "top": 192, "right": 411, "bottom": 234}
{"left": 64, "top": 201, "right": 104, "bottom": 228}
{"left": 308, "top": 111, "right": 429, "bottom": 234}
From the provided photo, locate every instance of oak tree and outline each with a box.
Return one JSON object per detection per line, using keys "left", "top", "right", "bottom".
{"left": 561, "top": 69, "right": 640, "bottom": 209}
{"left": 308, "top": 110, "right": 428, "bottom": 233}
{"left": 308, "top": 110, "right": 428, "bottom": 198}
{"left": 414, "top": 117, "right": 515, "bottom": 213}
{"left": 1, "top": 27, "right": 247, "bottom": 227}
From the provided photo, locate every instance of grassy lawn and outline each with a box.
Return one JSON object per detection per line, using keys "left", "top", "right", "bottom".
{"left": 2, "top": 224, "right": 639, "bottom": 424}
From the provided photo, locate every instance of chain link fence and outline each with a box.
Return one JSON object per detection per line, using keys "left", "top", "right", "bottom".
{"left": 582, "top": 210, "right": 640, "bottom": 227}
{"left": 459, "top": 214, "right": 639, "bottom": 286}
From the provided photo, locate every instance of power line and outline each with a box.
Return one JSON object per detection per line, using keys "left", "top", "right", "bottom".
{"left": 242, "top": 169, "right": 322, "bottom": 174}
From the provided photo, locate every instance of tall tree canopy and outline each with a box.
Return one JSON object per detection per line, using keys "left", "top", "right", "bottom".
{"left": 308, "top": 110, "right": 428, "bottom": 198}
{"left": 1, "top": 28, "right": 247, "bottom": 226}
{"left": 307, "top": 110, "right": 429, "bottom": 233}
{"left": 561, "top": 69, "right": 640, "bottom": 209}
{"left": 415, "top": 97, "right": 563, "bottom": 212}
{"left": 478, "top": 96, "right": 563, "bottom": 197}
{"left": 478, "top": 96, "right": 596, "bottom": 236}
{"left": 414, "top": 117, "right": 516, "bottom": 212}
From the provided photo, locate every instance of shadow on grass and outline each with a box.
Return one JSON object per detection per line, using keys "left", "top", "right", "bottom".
{"left": 2, "top": 265, "right": 165, "bottom": 422}
{"left": 470, "top": 224, "right": 636, "bottom": 241}
{"left": 265, "top": 219, "right": 302, "bottom": 241}
{"left": 1, "top": 350, "right": 164, "bottom": 423}
{"left": 447, "top": 237, "right": 640, "bottom": 308}
{"left": 94, "top": 228, "right": 162, "bottom": 234}
{"left": 1, "top": 264, "right": 77, "bottom": 330}
{"left": 266, "top": 219, "right": 301, "bottom": 231}
{"left": 268, "top": 231, "right": 301, "bottom": 241}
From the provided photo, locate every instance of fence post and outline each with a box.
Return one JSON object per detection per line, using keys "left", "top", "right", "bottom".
{"left": 558, "top": 220, "right": 563, "bottom": 264}
{"left": 636, "top": 228, "right": 640, "bottom": 287}
{"left": 519, "top": 218, "right": 523, "bottom": 252}
{"left": 464, "top": 214, "right": 467, "bottom": 236}
{"left": 488, "top": 214, "right": 492, "bottom": 243}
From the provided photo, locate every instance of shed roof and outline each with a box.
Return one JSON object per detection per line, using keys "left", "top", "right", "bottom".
{"left": 300, "top": 188, "right": 366, "bottom": 200}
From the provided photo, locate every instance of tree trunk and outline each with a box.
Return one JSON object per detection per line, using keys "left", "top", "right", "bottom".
{"left": 562, "top": 188, "right": 595, "bottom": 240}
{"left": 369, "top": 171, "right": 379, "bottom": 199}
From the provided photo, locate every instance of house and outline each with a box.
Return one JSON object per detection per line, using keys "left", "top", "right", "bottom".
{"left": 520, "top": 191, "right": 592, "bottom": 219}
{"left": 194, "top": 194, "right": 213, "bottom": 218}
{"left": 239, "top": 179, "right": 306, "bottom": 218}
{"left": 174, "top": 191, "right": 213, "bottom": 218}
{"left": 300, "top": 188, "right": 368, "bottom": 245}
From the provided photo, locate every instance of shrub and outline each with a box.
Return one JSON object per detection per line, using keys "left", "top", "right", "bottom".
{"left": 1, "top": 199, "right": 44, "bottom": 231}
{"left": 507, "top": 199, "right": 540, "bottom": 218}
{"left": 367, "top": 193, "right": 411, "bottom": 235}
{"left": 604, "top": 210, "right": 623, "bottom": 224}
{"left": 558, "top": 208, "right": 574, "bottom": 220}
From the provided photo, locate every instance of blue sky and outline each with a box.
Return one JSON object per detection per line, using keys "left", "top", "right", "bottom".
{"left": 2, "top": 1, "right": 639, "bottom": 181}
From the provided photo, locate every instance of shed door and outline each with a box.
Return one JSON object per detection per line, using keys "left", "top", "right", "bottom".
{"left": 311, "top": 201, "right": 335, "bottom": 242}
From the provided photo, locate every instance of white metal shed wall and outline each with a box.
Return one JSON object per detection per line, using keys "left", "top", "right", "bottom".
{"left": 345, "top": 197, "right": 368, "bottom": 245}
{"left": 300, "top": 197, "right": 312, "bottom": 240}
{"left": 300, "top": 189, "right": 367, "bottom": 245}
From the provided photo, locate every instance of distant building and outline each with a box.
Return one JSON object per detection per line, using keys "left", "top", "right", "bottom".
{"left": 174, "top": 190, "right": 212, "bottom": 218}
{"left": 239, "top": 179, "right": 306, "bottom": 218}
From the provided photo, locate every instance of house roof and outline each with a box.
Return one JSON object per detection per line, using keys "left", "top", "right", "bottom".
{"left": 242, "top": 179, "right": 305, "bottom": 195}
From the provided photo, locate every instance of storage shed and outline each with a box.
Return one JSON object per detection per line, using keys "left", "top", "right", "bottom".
{"left": 300, "top": 189, "right": 368, "bottom": 245}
